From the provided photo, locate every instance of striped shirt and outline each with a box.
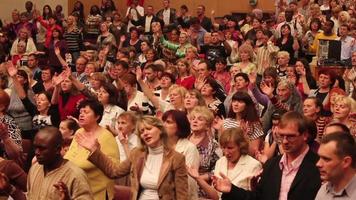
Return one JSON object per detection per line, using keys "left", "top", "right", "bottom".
{"left": 255, "top": 42, "right": 279, "bottom": 75}
{"left": 223, "top": 118, "right": 264, "bottom": 140}
{"left": 64, "top": 27, "right": 83, "bottom": 53}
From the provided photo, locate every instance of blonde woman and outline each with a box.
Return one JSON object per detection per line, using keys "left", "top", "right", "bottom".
{"left": 76, "top": 115, "right": 188, "bottom": 200}
{"left": 332, "top": 95, "right": 356, "bottom": 136}
{"left": 232, "top": 44, "right": 256, "bottom": 75}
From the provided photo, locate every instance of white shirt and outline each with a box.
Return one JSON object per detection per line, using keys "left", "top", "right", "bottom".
{"left": 99, "top": 105, "right": 125, "bottom": 127}
{"left": 115, "top": 133, "right": 140, "bottom": 162}
{"left": 163, "top": 9, "right": 170, "bottom": 26}
{"left": 145, "top": 15, "right": 153, "bottom": 33}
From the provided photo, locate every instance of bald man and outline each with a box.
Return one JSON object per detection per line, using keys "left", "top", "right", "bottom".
{"left": 27, "top": 127, "right": 93, "bottom": 200}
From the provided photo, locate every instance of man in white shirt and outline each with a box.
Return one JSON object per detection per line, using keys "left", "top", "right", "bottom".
{"left": 126, "top": 0, "right": 144, "bottom": 31}
{"left": 338, "top": 24, "right": 356, "bottom": 62}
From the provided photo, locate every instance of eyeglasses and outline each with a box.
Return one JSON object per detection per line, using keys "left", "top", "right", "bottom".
{"left": 276, "top": 134, "right": 299, "bottom": 142}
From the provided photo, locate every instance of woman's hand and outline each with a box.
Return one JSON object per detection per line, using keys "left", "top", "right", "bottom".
{"left": 136, "top": 66, "right": 143, "bottom": 82}
{"left": 248, "top": 72, "right": 257, "bottom": 86}
{"left": 5, "top": 61, "right": 17, "bottom": 78}
{"left": 212, "top": 173, "right": 232, "bottom": 193}
{"left": 75, "top": 131, "right": 100, "bottom": 153}
{"left": 260, "top": 81, "right": 274, "bottom": 99}
{"left": 54, "top": 47, "right": 61, "bottom": 56}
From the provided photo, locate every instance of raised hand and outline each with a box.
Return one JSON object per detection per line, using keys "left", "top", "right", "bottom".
{"left": 212, "top": 172, "right": 232, "bottom": 193}
{"left": 52, "top": 73, "right": 65, "bottom": 86}
{"left": 260, "top": 81, "right": 274, "bottom": 98}
{"left": 5, "top": 61, "right": 17, "bottom": 77}
{"left": 120, "top": 35, "right": 126, "bottom": 43}
{"left": 53, "top": 181, "right": 70, "bottom": 200}
{"left": 136, "top": 66, "right": 143, "bottom": 81}
{"left": 54, "top": 46, "right": 61, "bottom": 56}
{"left": 75, "top": 131, "right": 100, "bottom": 153}
{"left": 248, "top": 72, "right": 257, "bottom": 86}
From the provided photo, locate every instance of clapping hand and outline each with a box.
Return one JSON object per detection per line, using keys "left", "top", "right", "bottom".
{"left": 260, "top": 81, "right": 274, "bottom": 99}
{"left": 211, "top": 173, "right": 232, "bottom": 193}
{"left": 53, "top": 181, "right": 70, "bottom": 200}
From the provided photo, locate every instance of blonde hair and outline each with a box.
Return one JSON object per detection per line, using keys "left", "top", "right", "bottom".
{"left": 338, "top": 11, "right": 351, "bottom": 23}
{"left": 277, "top": 51, "right": 290, "bottom": 59}
{"left": 136, "top": 115, "right": 168, "bottom": 150}
{"left": 189, "top": 106, "right": 214, "bottom": 126}
{"left": 168, "top": 84, "right": 187, "bottom": 99}
{"left": 219, "top": 128, "right": 249, "bottom": 155}
{"left": 334, "top": 95, "right": 356, "bottom": 113}
{"left": 238, "top": 44, "right": 254, "bottom": 61}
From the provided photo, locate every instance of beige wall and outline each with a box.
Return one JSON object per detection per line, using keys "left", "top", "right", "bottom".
{"left": 0, "top": 0, "right": 68, "bottom": 22}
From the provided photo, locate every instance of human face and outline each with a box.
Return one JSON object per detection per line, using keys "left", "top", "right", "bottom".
{"left": 323, "top": 21, "right": 333, "bottom": 34}
{"left": 295, "top": 61, "right": 304, "bottom": 75}
{"left": 281, "top": 26, "right": 291, "bottom": 36}
{"left": 163, "top": 0, "right": 169, "bottom": 8}
{"left": 311, "top": 22, "right": 319, "bottom": 31}
{"left": 234, "top": 76, "right": 249, "bottom": 90}
{"left": 60, "top": 78, "right": 72, "bottom": 92}
{"left": 240, "top": 51, "right": 250, "bottom": 62}
{"left": 189, "top": 113, "right": 208, "bottom": 133}
{"left": 117, "top": 116, "right": 135, "bottom": 135}
{"left": 100, "top": 23, "right": 108, "bottom": 33}
{"left": 303, "top": 99, "right": 319, "bottom": 118}
{"left": 41, "top": 69, "right": 52, "bottom": 82}
{"left": 184, "top": 93, "right": 199, "bottom": 110}
{"left": 229, "top": 66, "right": 240, "bottom": 77}
{"left": 75, "top": 58, "right": 86, "bottom": 73}
{"left": 84, "top": 64, "right": 95, "bottom": 76}
{"left": 97, "top": 87, "right": 110, "bottom": 105}
{"left": 197, "top": 6, "right": 204, "bottom": 16}
{"left": 318, "top": 74, "right": 331, "bottom": 88}
{"left": 16, "top": 74, "right": 26, "bottom": 86}
{"left": 177, "top": 61, "right": 188, "bottom": 74}
{"left": 338, "top": 26, "right": 348, "bottom": 37}
{"left": 201, "top": 83, "right": 214, "bottom": 97}
{"left": 89, "top": 78, "right": 101, "bottom": 90}
{"left": 185, "top": 48, "right": 196, "bottom": 59}
{"left": 161, "top": 76, "right": 172, "bottom": 89}
{"left": 17, "top": 43, "right": 26, "bottom": 53}
{"left": 179, "top": 33, "right": 188, "bottom": 44}
{"left": 163, "top": 115, "right": 178, "bottom": 137}
{"left": 59, "top": 121, "right": 74, "bottom": 139}
{"left": 138, "top": 122, "right": 162, "bottom": 148}
{"left": 277, "top": 85, "right": 291, "bottom": 102}
{"left": 277, "top": 56, "right": 289, "bottom": 66}
{"left": 215, "top": 62, "right": 226, "bottom": 72}
{"left": 231, "top": 100, "right": 246, "bottom": 114}
{"left": 130, "top": 30, "right": 138, "bottom": 39}
{"left": 252, "top": 19, "right": 261, "bottom": 29}
{"left": 34, "top": 132, "right": 60, "bottom": 166}
{"left": 277, "top": 123, "right": 307, "bottom": 157}
{"left": 145, "top": 50, "right": 155, "bottom": 61}
{"left": 146, "top": 6, "right": 154, "bottom": 16}
{"left": 317, "top": 141, "right": 347, "bottom": 182}
{"left": 140, "top": 42, "right": 149, "bottom": 52}
{"left": 52, "top": 30, "right": 60, "bottom": 39}
{"left": 27, "top": 56, "right": 38, "bottom": 69}
{"left": 144, "top": 68, "right": 156, "bottom": 82}
{"left": 78, "top": 105, "right": 99, "bottom": 127}
{"left": 36, "top": 93, "right": 50, "bottom": 113}
{"left": 169, "top": 89, "right": 183, "bottom": 107}
{"left": 197, "top": 63, "right": 210, "bottom": 78}
{"left": 222, "top": 141, "right": 241, "bottom": 164}
{"left": 333, "top": 101, "right": 350, "bottom": 120}
{"left": 211, "top": 32, "right": 219, "bottom": 44}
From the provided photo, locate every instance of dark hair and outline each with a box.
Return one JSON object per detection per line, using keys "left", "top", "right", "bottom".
{"left": 281, "top": 23, "right": 292, "bottom": 37}
{"left": 101, "top": 83, "right": 118, "bottom": 105}
{"left": 296, "top": 58, "right": 316, "bottom": 88}
{"left": 52, "top": 28, "right": 63, "bottom": 40}
{"left": 318, "top": 69, "right": 336, "bottom": 87}
{"left": 234, "top": 72, "right": 250, "bottom": 83}
{"left": 42, "top": 5, "right": 53, "bottom": 19}
{"left": 63, "top": 118, "right": 79, "bottom": 133}
{"left": 279, "top": 111, "right": 307, "bottom": 135}
{"left": 215, "top": 57, "right": 227, "bottom": 65}
{"left": 78, "top": 98, "right": 104, "bottom": 123}
{"left": 114, "top": 60, "right": 129, "bottom": 70}
{"left": 162, "top": 110, "right": 191, "bottom": 139}
{"left": 161, "top": 72, "right": 176, "bottom": 83}
{"left": 321, "top": 132, "right": 356, "bottom": 168}
{"left": 229, "top": 91, "right": 259, "bottom": 122}
{"left": 42, "top": 66, "right": 55, "bottom": 77}
{"left": 305, "top": 97, "right": 323, "bottom": 115}
{"left": 121, "top": 73, "right": 136, "bottom": 86}
{"left": 305, "top": 118, "right": 317, "bottom": 144}
{"left": 17, "top": 70, "right": 29, "bottom": 91}
{"left": 144, "top": 64, "right": 159, "bottom": 72}
{"left": 38, "top": 126, "right": 63, "bottom": 148}
{"left": 180, "top": 5, "right": 188, "bottom": 11}
{"left": 203, "top": 77, "right": 226, "bottom": 102}
{"left": 325, "top": 19, "right": 335, "bottom": 29}
{"left": 90, "top": 5, "right": 101, "bottom": 15}
{"left": 325, "top": 122, "right": 350, "bottom": 134}
{"left": 309, "top": 18, "right": 322, "bottom": 31}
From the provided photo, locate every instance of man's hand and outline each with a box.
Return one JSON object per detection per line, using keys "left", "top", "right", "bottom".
{"left": 53, "top": 181, "right": 70, "bottom": 200}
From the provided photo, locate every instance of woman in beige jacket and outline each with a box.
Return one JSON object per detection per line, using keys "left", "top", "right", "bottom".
{"left": 76, "top": 115, "right": 188, "bottom": 200}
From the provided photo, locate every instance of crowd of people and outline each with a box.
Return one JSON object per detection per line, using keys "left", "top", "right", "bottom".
{"left": 0, "top": 0, "right": 355, "bottom": 199}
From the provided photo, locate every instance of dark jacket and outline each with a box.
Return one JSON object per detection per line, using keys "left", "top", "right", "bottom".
{"left": 222, "top": 150, "right": 321, "bottom": 200}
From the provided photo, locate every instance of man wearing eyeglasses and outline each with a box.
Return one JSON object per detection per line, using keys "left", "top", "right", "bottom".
{"left": 213, "top": 111, "right": 321, "bottom": 200}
